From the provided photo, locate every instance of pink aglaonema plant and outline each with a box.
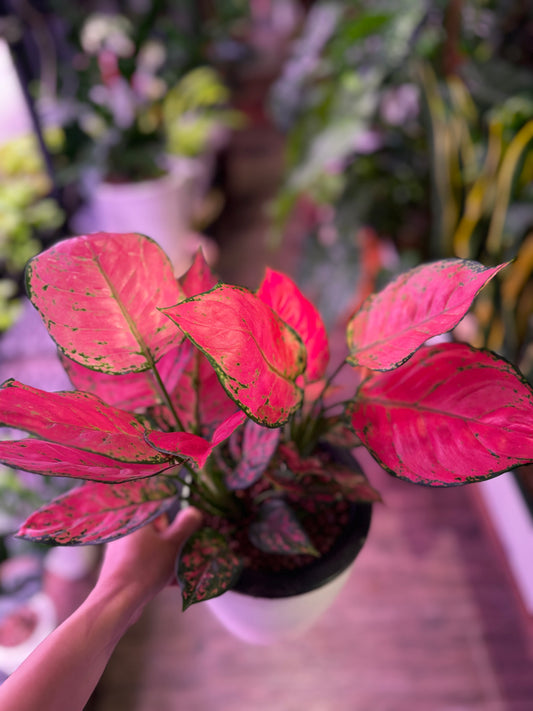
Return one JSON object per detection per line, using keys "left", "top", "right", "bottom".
{"left": 1, "top": 232, "right": 533, "bottom": 608}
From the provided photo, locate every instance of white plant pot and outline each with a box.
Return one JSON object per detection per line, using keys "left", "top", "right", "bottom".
{"left": 206, "top": 497, "right": 372, "bottom": 645}
{"left": 75, "top": 172, "right": 216, "bottom": 275}
{"left": 206, "top": 562, "right": 355, "bottom": 645}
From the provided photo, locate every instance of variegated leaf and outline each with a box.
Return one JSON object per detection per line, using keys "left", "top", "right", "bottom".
{"left": 347, "top": 259, "right": 508, "bottom": 371}
{"left": 147, "top": 411, "right": 246, "bottom": 468}
{"left": 257, "top": 268, "right": 329, "bottom": 381}
{"left": 161, "top": 284, "right": 306, "bottom": 426}
{"left": 17, "top": 477, "right": 178, "bottom": 544}
{"left": 225, "top": 420, "right": 280, "bottom": 490}
{"left": 350, "top": 342, "right": 533, "bottom": 485}
{"left": 0, "top": 439, "right": 171, "bottom": 482}
{"left": 26, "top": 232, "right": 184, "bottom": 374}
{"left": 0, "top": 379, "right": 164, "bottom": 462}
{"left": 248, "top": 499, "right": 318, "bottom": 556}
{"left": 177, "top": 528, "right": 243, "bottom": 609}
{"left": 179, "top": 248, "right": 218, "bottom": 296}
{"left": 61, "top": 343, "right": 192, "bottom": 411}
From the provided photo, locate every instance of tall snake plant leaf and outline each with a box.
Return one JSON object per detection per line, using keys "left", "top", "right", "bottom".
{"left": 347, "top": 259, "right": 508, "bottom": 371}
{"left": 17, "top": 477, "right": 179, "bottom": 544}
{"left": 161, "top": 284, "right": 306, "bottom": 426}
{"left": 349, "top": 342, "right": 533, "bottom": 485}
{"left": 26, "top": 232, "right": 185, "bottom": 374}
{"left": 257, "top": 268, "right": 329, "bottom": 382}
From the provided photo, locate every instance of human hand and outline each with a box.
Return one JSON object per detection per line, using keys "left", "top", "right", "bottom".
{"left": 94, "top": 507, "right": 202, "bottom": 622}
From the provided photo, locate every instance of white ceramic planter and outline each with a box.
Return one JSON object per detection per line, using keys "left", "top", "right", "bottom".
{"left": 205, "top": 495, "right": 372, "bottom": 645}
{"left": 75, "top": 170, "right": 217, "bottom": 275}
{"left": 206, "top": 562, "right": 354, "bottom": 645}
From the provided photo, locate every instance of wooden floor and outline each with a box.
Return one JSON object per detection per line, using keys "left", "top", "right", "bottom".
{"left": 87, "top": 126, "right": 533, "bottom": 711}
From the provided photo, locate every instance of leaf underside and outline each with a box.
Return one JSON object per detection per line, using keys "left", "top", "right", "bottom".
{"left": 61, "top": 343, "right": 192, "bottom": 411}
{"left": 225, "top": 420, "right": 280, "bottom": 490}
{"left": 350, "top": 342, "right": 533, "bottom": 486}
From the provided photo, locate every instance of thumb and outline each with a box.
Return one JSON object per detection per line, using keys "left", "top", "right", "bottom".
{"left": 162, "top": 506, "right": 203, "bottom": 545}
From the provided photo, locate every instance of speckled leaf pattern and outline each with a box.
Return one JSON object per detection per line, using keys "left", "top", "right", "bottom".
{"left": 26, "top": 232, "right": 184, "bottom": 374}
{"left": 0, "top": 439, "right": 171, "bottom": 482}
{"left": 17, "top": 477, "right": 178, "bottom": 544}
{"left": 177, "top": 528, "right": 243, "bottom": 609}
{"left": 275, "top": 445, "right": 380, "bottom": 502}
{"left": 346, "top": 259, "right": 508, "bottom": 371}
{"left": 257, "top": 268, "right": 329, "bottom": 381}
{"left": 350, "top": 342, "right": 533, "bottom": 486}
{"left": 61, "top": 344, "right": 192, "bottom": 411}
{"left": 323, "top": 462, "right": 382, "bottom": 503}
{"left": 161, "top": 284, "right": 306, "bottom": 426}
{"left": 225, "top": 420, "right": 280, "bottom": 490}
{"left": 147, "top": 411, "right": 246, "bottom": 468}
{"left": 248, "top": 499, "right": 318, "bottom": 555}
{"left": 0, "top": 379, "right": 165, "bottom": 462}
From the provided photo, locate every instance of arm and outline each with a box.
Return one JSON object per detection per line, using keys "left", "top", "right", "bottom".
{"left": 0, "top": 507, "right": 202, "bottom": 711}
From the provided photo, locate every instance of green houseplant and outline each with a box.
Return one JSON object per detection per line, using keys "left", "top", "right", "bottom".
{"left": 0, "top": 131, "right": 64, "bottom": 333}
{"left": 0, "top": 231, "right": 532, "bottom": 638}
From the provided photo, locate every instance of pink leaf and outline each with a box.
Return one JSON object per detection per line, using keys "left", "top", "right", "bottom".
{"left": 26, "top": 232, "right": 184, "bottom": 374}
{"left": 349, "top": 342, "right": 533, "bottom": 486}
{"left": 179, "top": 249, "right": 218, "bottom": 297}
{"left": 17, "top": 477, "right": 178, "bottom": 544}
{"left": 61, "top": 343, "right": 192, "bottom": 411}
{"left": 161, "top": 351, "right": 239, "bottom": 436}
{"left": 225, "top": 420, "right": 280, "bottom": 490}
{"left": 257, "top": 269, "right": 329, "bottom": 381}
{"left": 147, "top": 411, "right": 246, "bottom": 468}
{"left": 249, "top": 499, "right": 318, "bottom": 555}
{"left": 347, "top": 259, "right": 508, "bottom": 370}
{"left": 0, "top": 439, "right": 171, "bottom": 482}
{"left": 161, "top": 284, "right": 306, "bottom": 426}
{"left": 0, "top": 379, "right": 165, "bottom": 462}
{"left": 178, "top": 528, "right": 243, "bottom": 609}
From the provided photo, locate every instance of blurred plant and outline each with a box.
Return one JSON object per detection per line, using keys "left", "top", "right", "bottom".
{"left": 269, "top": 0, "right": 434, "bottom": 323}
{"left": 0, "top": 130, "right": 65, "bottom": 333}
{"left": 163, "top": 67, "right": 243, "bottom": 158}
{"left": 270, "top": 1, "right": 533, "bottom": 331}
{"left": 55, "top": 12, "right": 241, "bottom": 185}
{"left": 421, "top": 65, "right": 533, "bottom": 380}
{"left": 46, "top": 2, "right": 249, "bottom": 187}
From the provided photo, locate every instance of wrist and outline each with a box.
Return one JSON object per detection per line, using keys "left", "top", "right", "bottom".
{"left": 82, "top": 579, "right": 149, "bottom": 640}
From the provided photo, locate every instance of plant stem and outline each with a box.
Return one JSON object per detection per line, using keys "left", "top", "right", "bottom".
{"left": 149, "top": 357, "right": 186, "bottom": 431}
